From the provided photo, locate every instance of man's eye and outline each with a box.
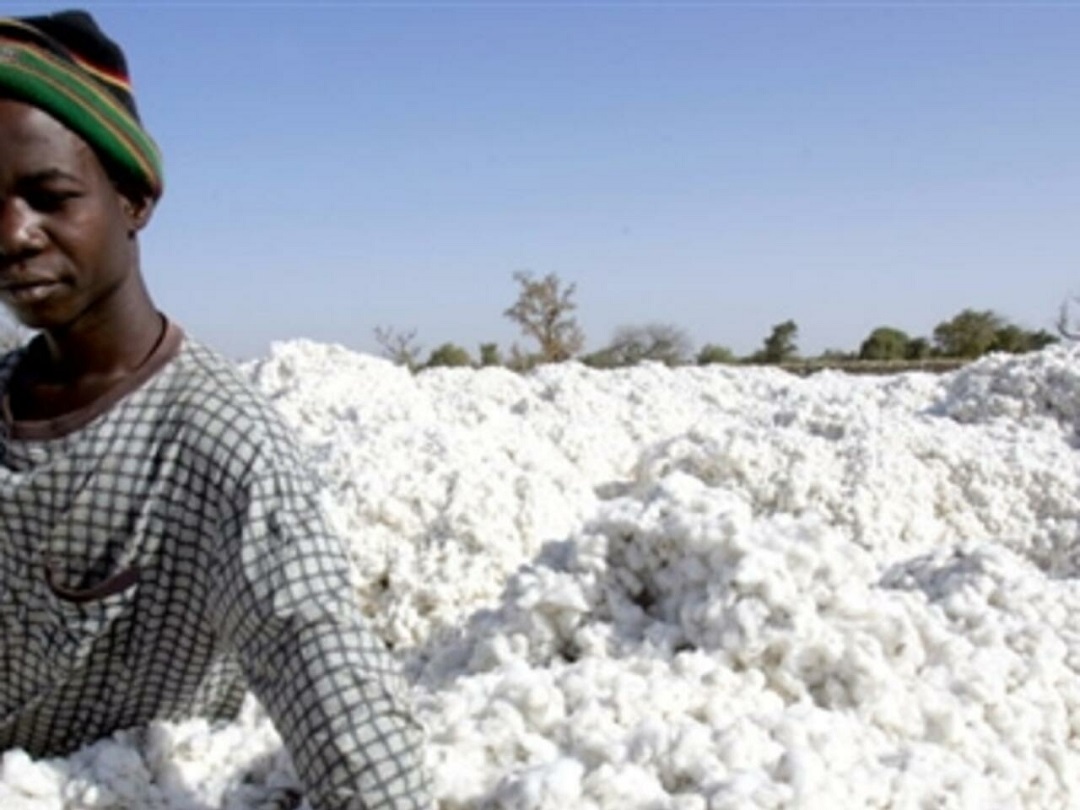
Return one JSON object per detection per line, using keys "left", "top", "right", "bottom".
{"left": 27, "top": 190, "right": 78, "bottom": 211}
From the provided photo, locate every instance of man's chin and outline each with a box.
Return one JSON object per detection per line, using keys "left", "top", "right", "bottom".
{"left": 1, "top": 303, "right": 70, "bottom": 333}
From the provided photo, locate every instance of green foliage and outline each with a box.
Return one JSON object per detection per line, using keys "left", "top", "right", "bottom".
{"left": 932, "top": 309, "right": 1004, "bottom": 358}
{"left": 1026, "top": 329, "right": 1059, "bottom": 351}
{"left": 479, "top": 342, "right": 502, "bottom": 367}
{"left": 585, "top": 323, "right": 692, "bottom": 368}
{"left": 751, "top": 319, "right": 798, "bottom": 363}
{"left": 858, "top": 326, "right": 911, "bottom": 361}
{"left": 933, "top": 309, "right": 1055, "bottom": 358}
{"left": 991, "top": 325, "right": 1057, "bottom": 354}
{"left": 697, "top": 343, "right": 736, "bottom": 365}
{"left": 503, "top": 271, "right": 585, "bottom": 363}
{"left": 424, "top": 342, "right": 473, "bottom": 368}
{"left": 372, "top": 290, "right": 1061, "bottom": 378}
{"left": 905, "top": 337, "right": 932, "bottom": 360}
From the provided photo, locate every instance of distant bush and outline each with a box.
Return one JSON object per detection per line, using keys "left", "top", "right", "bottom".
{"left": 479, "top": 342, "right": 502, "bottom": 367}
{"left": 424, "top": 342, "right": 473, "bottom": 368}
{"left": 859, "top": 327, "right": 911, "bottom": 361}
{"left": 748, "top": 320, "right": 798, "bottom": 364}
{"left": 697, "top": 344, "right": 736, "bottom": 365}
{"left": 584, "top": 323, "right": 693, "bottom": 368}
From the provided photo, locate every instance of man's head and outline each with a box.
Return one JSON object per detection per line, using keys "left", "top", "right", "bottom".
{"left": 0, "top": 11, "right": 161, "bottom": 331}
{"left": 0, "top": 9, "right": 163, "bottom": 202}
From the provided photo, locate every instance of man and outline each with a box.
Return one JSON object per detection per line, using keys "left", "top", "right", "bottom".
{"left": 0, "top": 10, "right": 430, "bottom": 809}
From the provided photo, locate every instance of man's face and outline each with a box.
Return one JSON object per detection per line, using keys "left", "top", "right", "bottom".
{"left": 0, "top": 98, "right": 149, "bottom": 331}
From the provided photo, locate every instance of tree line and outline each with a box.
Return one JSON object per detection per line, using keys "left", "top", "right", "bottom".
{"left": 377, "top": 271, "right": 1060, "bottom": 372}
{"left": 2, "top": 271, "right": 1054, "bottom": 371}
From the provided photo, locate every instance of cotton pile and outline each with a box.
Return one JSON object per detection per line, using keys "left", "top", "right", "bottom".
{"left": 3, "top": 342, "right": 1080, "bottom": 809}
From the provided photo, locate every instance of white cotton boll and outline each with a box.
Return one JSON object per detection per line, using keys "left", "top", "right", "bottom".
{"left": 707, "top": 768, "right": 794, "bottom": 810}
{"left": 562, "top": 703, "right": 629, "bottom": 770}
{"left": 657, "top": 722, "right": 728, "bottom": 797}
{"left": 426, "top": 741, "right": 493, "bottom": 806}
{"left": 582, "top": 762, "right": 669, "bottom": 808}
{"left": 774, "top": 746, "right": 828, "bottom": 802}
{"left": 625, "top": 717, "right": 672, "bottom": 768}
{"left": 714, "top": 718, "right": 785, "bottom": 774}
{"left": 66, "top": 743, "right": 160, "bottom": 809}
{"left": 0, "top": 750, "right": 65, "bottom": 802}
{"left": 517, "top": 572, "right": 591, "bottom": 615}
{"left": 138, "top": 706, "right": 291, "bottom": 810}
{"left": 0, "top": 790, "right": 56, "bottom": 810}
{"left": 670, "top": 796, "right": 708, "bottom": 810}
{"left": 491, "top": 757, "right": 585, "bottom": 809}
{"left": 488, "top": 668, "right": 567, "bottom": 733}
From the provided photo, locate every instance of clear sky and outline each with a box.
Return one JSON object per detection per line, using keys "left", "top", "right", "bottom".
{"left": 6, "top": 1, "right": 1079, "bottom": 361}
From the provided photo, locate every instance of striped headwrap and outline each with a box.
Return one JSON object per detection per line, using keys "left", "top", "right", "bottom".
{"left": 0, "top": 10, "right": 163, "bottom": 199}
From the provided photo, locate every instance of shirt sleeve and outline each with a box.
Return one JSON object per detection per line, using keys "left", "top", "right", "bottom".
{"left": 208, "top": 463, "right": 432, "bottom": 810}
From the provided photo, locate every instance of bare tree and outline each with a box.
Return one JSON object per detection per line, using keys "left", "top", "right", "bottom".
{"left": 373, "top": 325, "right": 422, "bottom": 370}
{"left": 506, "top": 342, "right": 536, "bottom": 373}
{"left": 1058, "top": 297, "right": 1080, "bottom": 340}
{"left": 503, "top": 271, "right": 584, "bottom": 363}
{"left": 585, "top": 323, "right": 693, "bottom": 367}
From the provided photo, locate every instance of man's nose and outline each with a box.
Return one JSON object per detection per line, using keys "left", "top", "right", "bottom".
{"left": 0, "top": 199, "right": 46, "bottom": 260}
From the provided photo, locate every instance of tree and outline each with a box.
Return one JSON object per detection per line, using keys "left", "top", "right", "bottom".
{"left": 503, "top": 271, "right": 584, "bottom": 363}
{"left": 697, "top": 343, "right": 736, "bottom": 365}
{"left": 905, "top": 337, "right": 932, "bottom": 360}
{"left": 933, "top": 309, "right": 1059, "bottom": 358}
{"left": 1058, "top": 297, "right": 1080, "bottom": 340}
{"left": 1025, "top": 329, "right": 1059, "bottom": 351}
{"left": 858, "top": 326, "right": 911, "bottom": 361}
{"left": 990, "top": 324, "right": 1030, "bottom": 354}
{"left": 751, "top": 320, "right": 798, "bottom": 363}
{"left": 374, "top": 325, "right": 423, "bottom": 370}
{"left": 990, "top": 324, "right": 1057, "bottom": 354}
{"left": 507, "top": 343, "right": 537, "bottom": 373}
{"left": 932, "top": 309, "right": 1006, "bottom": 358}
{"left": 479, "top": 342, "right": 502, "bottom": 367}
{"left": 424, "top": 342, "right": 473, "bottom": 368}
{"left": 585, "top": 323, "right": 693, "bottom": 368}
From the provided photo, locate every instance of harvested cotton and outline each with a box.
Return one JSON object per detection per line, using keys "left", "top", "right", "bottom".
{"left": 4, "top": 342, "right": 1080, "bottom": 807}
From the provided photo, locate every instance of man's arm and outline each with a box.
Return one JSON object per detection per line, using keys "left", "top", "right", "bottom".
{"left": 210, "top": 465, "right": 431, "bottom": 809}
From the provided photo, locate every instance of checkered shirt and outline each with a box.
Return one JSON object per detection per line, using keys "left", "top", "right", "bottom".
{"left": 0, "top": 324, "right": 431, "bottom": 810}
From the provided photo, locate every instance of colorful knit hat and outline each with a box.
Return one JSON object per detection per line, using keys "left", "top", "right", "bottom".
{"left": 0, "top": 10, "right": 163, "bottom": 199}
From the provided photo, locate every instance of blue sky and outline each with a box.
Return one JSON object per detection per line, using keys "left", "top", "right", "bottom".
{"left": 7, "top": 1, "right": 1079, "bottom": 360}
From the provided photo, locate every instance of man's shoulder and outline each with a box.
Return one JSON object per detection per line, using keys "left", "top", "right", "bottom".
{"left": 159, "top": 337, "right": 303, "bottom": 478}
{"left": 167, "top": 337, "right": 272, "bottom": 416}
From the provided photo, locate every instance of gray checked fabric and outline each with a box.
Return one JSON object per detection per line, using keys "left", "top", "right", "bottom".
{"left": 0, "top": 322, "right": 431, "bottom": 810}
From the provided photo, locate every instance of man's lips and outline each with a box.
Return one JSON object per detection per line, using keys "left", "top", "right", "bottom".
{"left": 0, "top": 279, "right": 63, "bottom": 304}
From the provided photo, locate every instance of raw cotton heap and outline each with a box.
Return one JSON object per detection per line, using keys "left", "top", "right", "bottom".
{"left": 3, "top": 343, "right": 1080, "bottom": 809}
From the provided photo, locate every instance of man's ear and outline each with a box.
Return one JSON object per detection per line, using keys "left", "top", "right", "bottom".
{"left": 119, "top": 190, "right": 155, "bottom": 234}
